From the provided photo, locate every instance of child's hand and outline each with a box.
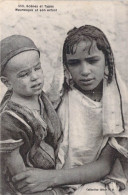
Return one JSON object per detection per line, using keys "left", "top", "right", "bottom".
{"left": 12, "top": 168, "right": 56, "bottom": 194}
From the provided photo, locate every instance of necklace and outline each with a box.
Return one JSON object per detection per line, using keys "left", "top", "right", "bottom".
{"left": 86, "top": 90, "right": 101, "bottom": 102}
{"left": 74, "top": 81, "right": 103, "bottom": 102}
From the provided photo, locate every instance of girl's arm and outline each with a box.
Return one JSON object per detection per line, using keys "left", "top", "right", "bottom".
{"left": 55, "top": 144, "right": 117, "bottom": 185}
{"left": 12, "top": 144, "right": 118, "bottom": 194}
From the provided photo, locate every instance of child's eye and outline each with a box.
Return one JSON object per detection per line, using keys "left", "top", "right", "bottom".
{"left": 35, "top": 66, "right": 41, "bottom": 71}
{"left": 18, "top": 72, "right": 29, "bottom": 78}
{"left": 34, "top": 63, "right": 41, "bottom": 71}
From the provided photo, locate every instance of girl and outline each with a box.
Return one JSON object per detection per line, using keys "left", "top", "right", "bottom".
{"left": 6, "top": 26, "right": 128, "bottom": 194}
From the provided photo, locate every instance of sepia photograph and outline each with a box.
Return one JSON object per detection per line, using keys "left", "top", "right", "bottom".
{"left": 0, "top": 0, "right": 128, "bottom": 194}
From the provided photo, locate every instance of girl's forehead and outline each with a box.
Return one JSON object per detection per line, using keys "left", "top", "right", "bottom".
{"left": 66, "top": 40, "right": 101, "bottom": 59}
{"left": 75, "top": 40, "right": 98, "bottom": 54}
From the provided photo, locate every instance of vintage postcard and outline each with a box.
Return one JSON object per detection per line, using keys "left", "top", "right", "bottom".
{"left": 0, "top": 0, "right": 128, "bottom": 194}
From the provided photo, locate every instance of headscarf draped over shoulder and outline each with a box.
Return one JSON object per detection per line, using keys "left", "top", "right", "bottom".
{"left": 103, "top": 68, "right": 128, "bottom": 158}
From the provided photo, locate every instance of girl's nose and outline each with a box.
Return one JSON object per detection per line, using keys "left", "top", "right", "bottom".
{"left": 30, "top": 69, "right": 38, "bottom": 81}
{"left": 81, "top": 61, "right": 91, "bottom": 76}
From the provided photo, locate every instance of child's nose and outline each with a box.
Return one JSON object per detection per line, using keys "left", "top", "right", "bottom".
{"left": 81, "top": 61, "right": 91, "bottom": 76}
{"left": 30, "top": 70, "right": 38, "bottom": 81}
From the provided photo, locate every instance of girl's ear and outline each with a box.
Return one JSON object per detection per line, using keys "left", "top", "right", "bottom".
{"left": 104, "top": 65, "right": 109, "bottom": 76}
{"left": 64, "top": 65, "right": 74, "bottom": 87}
{"left": 1, "top": 76, "right": 12, "bottom": 89}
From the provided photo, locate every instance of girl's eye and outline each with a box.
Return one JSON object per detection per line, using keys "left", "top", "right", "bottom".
{"left": 68, "top": 60, "right": 80, "bottom": 66}
{"left": 87, "top": 59, "right": 99, "bottom": 64}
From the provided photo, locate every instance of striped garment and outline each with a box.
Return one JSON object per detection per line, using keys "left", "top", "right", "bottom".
{"left": 0, "top": 90, "right": 62, "bottom": 194}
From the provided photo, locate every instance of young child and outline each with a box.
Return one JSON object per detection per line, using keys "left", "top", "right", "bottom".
{"left": 11, "top": 26, "right": 128, "bottom": 195}
{"left": 0, "top": 35, "right": 62, "bottom": 195}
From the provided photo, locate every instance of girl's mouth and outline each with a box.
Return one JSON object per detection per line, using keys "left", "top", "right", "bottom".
{"left": 79, "top": 79, "right": 94, "bottom": 85}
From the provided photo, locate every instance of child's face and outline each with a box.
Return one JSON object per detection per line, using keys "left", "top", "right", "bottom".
{"left": 66, "top": 40, "right": 105, "bottom": 91}
{"left": 5, "top": 50, "right": 44, "bottom": 97}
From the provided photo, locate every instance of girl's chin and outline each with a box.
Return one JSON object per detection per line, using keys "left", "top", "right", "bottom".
{"left": 78, "top": 85, "right": 96, "bottom": 92}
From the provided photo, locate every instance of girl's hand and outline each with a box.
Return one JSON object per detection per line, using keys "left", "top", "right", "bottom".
{"left": 107, "top": 182, "right": 120, "bottom": 195}
{"left": 23, "top": 191, "right": 54, "bottom": 195}
{"left": 12, "top": 168, "right": 56, "bottom": 194}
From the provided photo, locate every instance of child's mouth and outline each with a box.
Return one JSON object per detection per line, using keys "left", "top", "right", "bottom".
{"left": 31, "top": 83, "right": 42, "bottom": 89}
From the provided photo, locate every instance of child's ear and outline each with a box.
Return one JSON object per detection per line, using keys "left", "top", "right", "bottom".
{"left": 1, "top": 76, "right": 12, "bottom": 89}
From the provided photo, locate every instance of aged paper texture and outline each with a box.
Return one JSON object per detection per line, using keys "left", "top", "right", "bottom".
{"left": 0, "top": 0, "right": 128, "bottom": 99}
{"left": 0, "top": 0, "right": 128, "bottom": 195}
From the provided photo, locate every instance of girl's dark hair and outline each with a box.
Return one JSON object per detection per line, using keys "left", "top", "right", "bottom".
{"left": 63, "top": 25, "right": 114, "bottom": 83}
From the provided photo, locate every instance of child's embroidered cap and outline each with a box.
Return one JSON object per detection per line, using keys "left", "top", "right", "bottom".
{"left": 0, "top": 35, "right": 40, "bottom": 76}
